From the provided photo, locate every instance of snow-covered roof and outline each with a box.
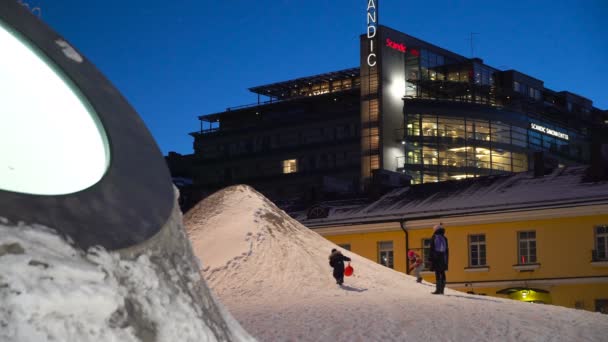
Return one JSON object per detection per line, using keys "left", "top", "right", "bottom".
{"left": 296, "top": 166, "right": 608, "bottom": 226}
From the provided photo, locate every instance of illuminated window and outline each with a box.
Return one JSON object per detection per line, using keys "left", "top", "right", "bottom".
{"left": 369, "top": 99, "right": 379, "bottom": 122}
{"left": 361, "top": 99, "right": 379, "bottom": 124}
{"left": 362, "top": 127, "right": 379, "bottom": 152}
{"left": 594, "top": 225, "right": 608, "bottom": 261}
{"left": 282, "top": 159, "right": 297, "bottom": 174}
{"left": 469, "top": 234, "right": 487, "bottom": 266}
{"left": 370, "top": 154, "right": 380, "bottom": 170}
{"left": 518, "top": 231, "right": 537, "bottom": 264}
{"left": 378, "top": 241, "right": 394, "bottom": 268}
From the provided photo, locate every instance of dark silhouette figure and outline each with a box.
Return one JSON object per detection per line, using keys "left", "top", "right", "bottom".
{"left": 329, "top": 248, "right": 351, "bottom": 285}
{"left": 429, "top": 223, "right": 449, "bottom": 294}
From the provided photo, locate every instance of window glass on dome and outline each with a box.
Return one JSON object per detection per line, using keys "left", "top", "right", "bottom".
{"left": 0, "top": 19, "right": 110, "bottom": 195}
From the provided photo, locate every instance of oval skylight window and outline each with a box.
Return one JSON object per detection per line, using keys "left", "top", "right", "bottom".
{"left": 0, "top": 20, "right": 110, "bottom": 195}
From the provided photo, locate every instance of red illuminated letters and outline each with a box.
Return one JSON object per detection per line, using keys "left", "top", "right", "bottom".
{"left": 386, "top": 38, "right": 406, "bottom": 53}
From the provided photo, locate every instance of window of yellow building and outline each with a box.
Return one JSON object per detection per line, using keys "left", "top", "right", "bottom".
{"left": 594, "top": 225, "right": 608, "bottom": 261}
{"left": 378, "top": 241, "right": 394, "bottom": 269}
{"left": 421, "top": 238, "right": 432, "bottom": 270}
{"left": 518, "top": 231, "right": 537, "bottom": 264}
{"left": 596, "top": 299, "right": 608, "bottom": 314}
{"left": 282, "top": 159, "right": 297, "bottom": 174}
{"left": 469, "top": 234, "right": 487, "bottom": 267}
{"left": 338, "top": 244, "right": 351, "bottom": 251}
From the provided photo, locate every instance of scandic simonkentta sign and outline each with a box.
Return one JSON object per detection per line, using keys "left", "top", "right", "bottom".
{"left": 530, "top": 123, "right": 570, "bottom": 141}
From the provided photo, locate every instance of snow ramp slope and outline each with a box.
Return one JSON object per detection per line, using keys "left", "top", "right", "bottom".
{"left": 185, "top": 185, "right": 608, "bottom": 342}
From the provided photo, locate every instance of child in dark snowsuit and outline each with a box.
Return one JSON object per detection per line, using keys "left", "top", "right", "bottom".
{"left": 429, "top": 223, "right": 449, "bottom": 294}
{"left": 329, "top": 248, "right": 351, "bottom": 285}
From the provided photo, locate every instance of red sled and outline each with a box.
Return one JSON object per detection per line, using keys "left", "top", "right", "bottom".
{"left": 344, "top": 263, "right": 354, "bottom": 277}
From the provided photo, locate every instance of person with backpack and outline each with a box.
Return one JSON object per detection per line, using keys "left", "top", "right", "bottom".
{"left": 329, "top": 248, "right": 351, "bottom": 285}
{"left": 407, "top": 250, "right": 424, "bottom": 283}
{"left": 429, "top": 223, "right": 449, "bottom": 294}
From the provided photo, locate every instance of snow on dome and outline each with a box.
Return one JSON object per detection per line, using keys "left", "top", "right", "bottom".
{"left": 0, "top": 211, "right": 254, "bottom": 342}
{"left": 186, "top": 185, "right": 608, "bottom": 342}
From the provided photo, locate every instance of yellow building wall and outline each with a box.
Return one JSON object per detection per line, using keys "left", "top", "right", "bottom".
{"left": 318, "top": 213, "right": 608, "bottom": 312}
{"left": 443, "top": 215, "right": 608, "bottom": 281}
{"left": 548, "top": 283, "right": 608, "bottom": 311}
{"left": 450, "top": 283, "right": 608, "bottom": 312}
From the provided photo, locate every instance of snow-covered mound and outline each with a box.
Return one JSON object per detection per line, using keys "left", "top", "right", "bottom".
{"left": 0, "top": 200, "right": 253, "bottom": 342}
{"left": 186, "top": 185, "right": 608, "bottom": 342}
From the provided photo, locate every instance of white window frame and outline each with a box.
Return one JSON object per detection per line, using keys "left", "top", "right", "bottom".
{"left": 469, "top": 234, "right": 487, "bottom": 267}
{"left": 595, "top": 225, "right": 608, "bottom": 261}
{"left": 378, "top": 241, "right": 394, "bottom": 269}
{"left": 422, "top": 238, "right": 431, "bottom": 271}
{"left": 518, "top": 231, "right": 537, "bottom": 264}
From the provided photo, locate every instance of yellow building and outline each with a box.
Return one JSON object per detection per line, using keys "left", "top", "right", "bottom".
{"left": 296, "top": 166, "right": 608, "bottom": 313}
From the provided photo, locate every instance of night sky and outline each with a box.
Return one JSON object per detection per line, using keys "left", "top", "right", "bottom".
{"left": 28, "top": 0, "right": 608, "bottom": 155}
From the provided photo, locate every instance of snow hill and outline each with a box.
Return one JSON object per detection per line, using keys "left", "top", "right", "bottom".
{"left": 185, "top": 185, "right": 608, "bottom": 342}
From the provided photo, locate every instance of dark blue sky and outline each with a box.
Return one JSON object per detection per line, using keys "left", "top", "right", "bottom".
{"left": 34, "top": 0, "right": 608, "bottom": 155}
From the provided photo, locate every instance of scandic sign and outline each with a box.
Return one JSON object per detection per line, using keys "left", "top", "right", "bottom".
{"left": 385, "top": 38, "right": 420, "bottom": 56}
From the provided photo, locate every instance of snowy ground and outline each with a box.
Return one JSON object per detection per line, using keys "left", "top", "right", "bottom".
{"left": 186, "top": 185, "right": 608, "bottom": 342}
{"left": 0, "top": 202, "right": 253, "bottom": 342}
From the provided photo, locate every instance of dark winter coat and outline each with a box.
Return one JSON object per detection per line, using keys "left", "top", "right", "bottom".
{"left": 429, "top": 228, "right": 449, "bottom": 272}
{"left": 329, "top": 251, "right": 351, "bottom": 273}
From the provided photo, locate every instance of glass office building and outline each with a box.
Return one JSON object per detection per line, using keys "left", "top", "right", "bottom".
{"left": 360, "top": 25, "right": 601, "bottom": 184}
{"left": 175, "top": 24, "right": 606, "bottom": 209}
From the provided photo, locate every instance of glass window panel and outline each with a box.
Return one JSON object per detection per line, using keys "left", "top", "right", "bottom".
{"left": 475, "top": 122, "right": 491, "bottom": 141}
{"left": 370, "top": 154, "right": 379, "bottom": 170}
{"left": 448, "top": 71, "right": 460, "bottom": 82}
{"left": 423, "top": 147, "right": 438, "bottom": 165}
{"left": 438, "top": 117, "right": 465, "bottom": 138}
{"left": 460, "top": 70, "right": 470, "bottom": 82}
{"left": 469, "top": 234, "right": 487, "bottom": 266}
{"left": 379, "top": 241, "right": 394, "bottom": 268}
{"left": 422, "top": 116, "right": 438, "bottom": 136}
{"left": 282, "top": 159, "right": 297, "bottom": 174}
{"left": 530, "top": 132, "right": 542, "bottom": 148}
{"left": 420, "top": 66, "right": 429, "bottom": 80}
{"left": 512, "top": 153, "right": 528, "bottom": 172}
{"left": 436, "top": 55, "right": 444, "bottom": 66}
{"left": 338, "top": 243, "right": 351, "bottom": 251}
{"left": 491, "top": 123, "right": 511, "bottom": 144}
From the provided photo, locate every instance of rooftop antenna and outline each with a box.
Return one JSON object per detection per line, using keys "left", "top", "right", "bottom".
{"left": 469, "top": 32, "right": 479, "bottom": 57}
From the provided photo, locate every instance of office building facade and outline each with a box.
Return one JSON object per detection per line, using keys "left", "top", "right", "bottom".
{"left": 175, "top": 20, "right": 606, "bottom": 207}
